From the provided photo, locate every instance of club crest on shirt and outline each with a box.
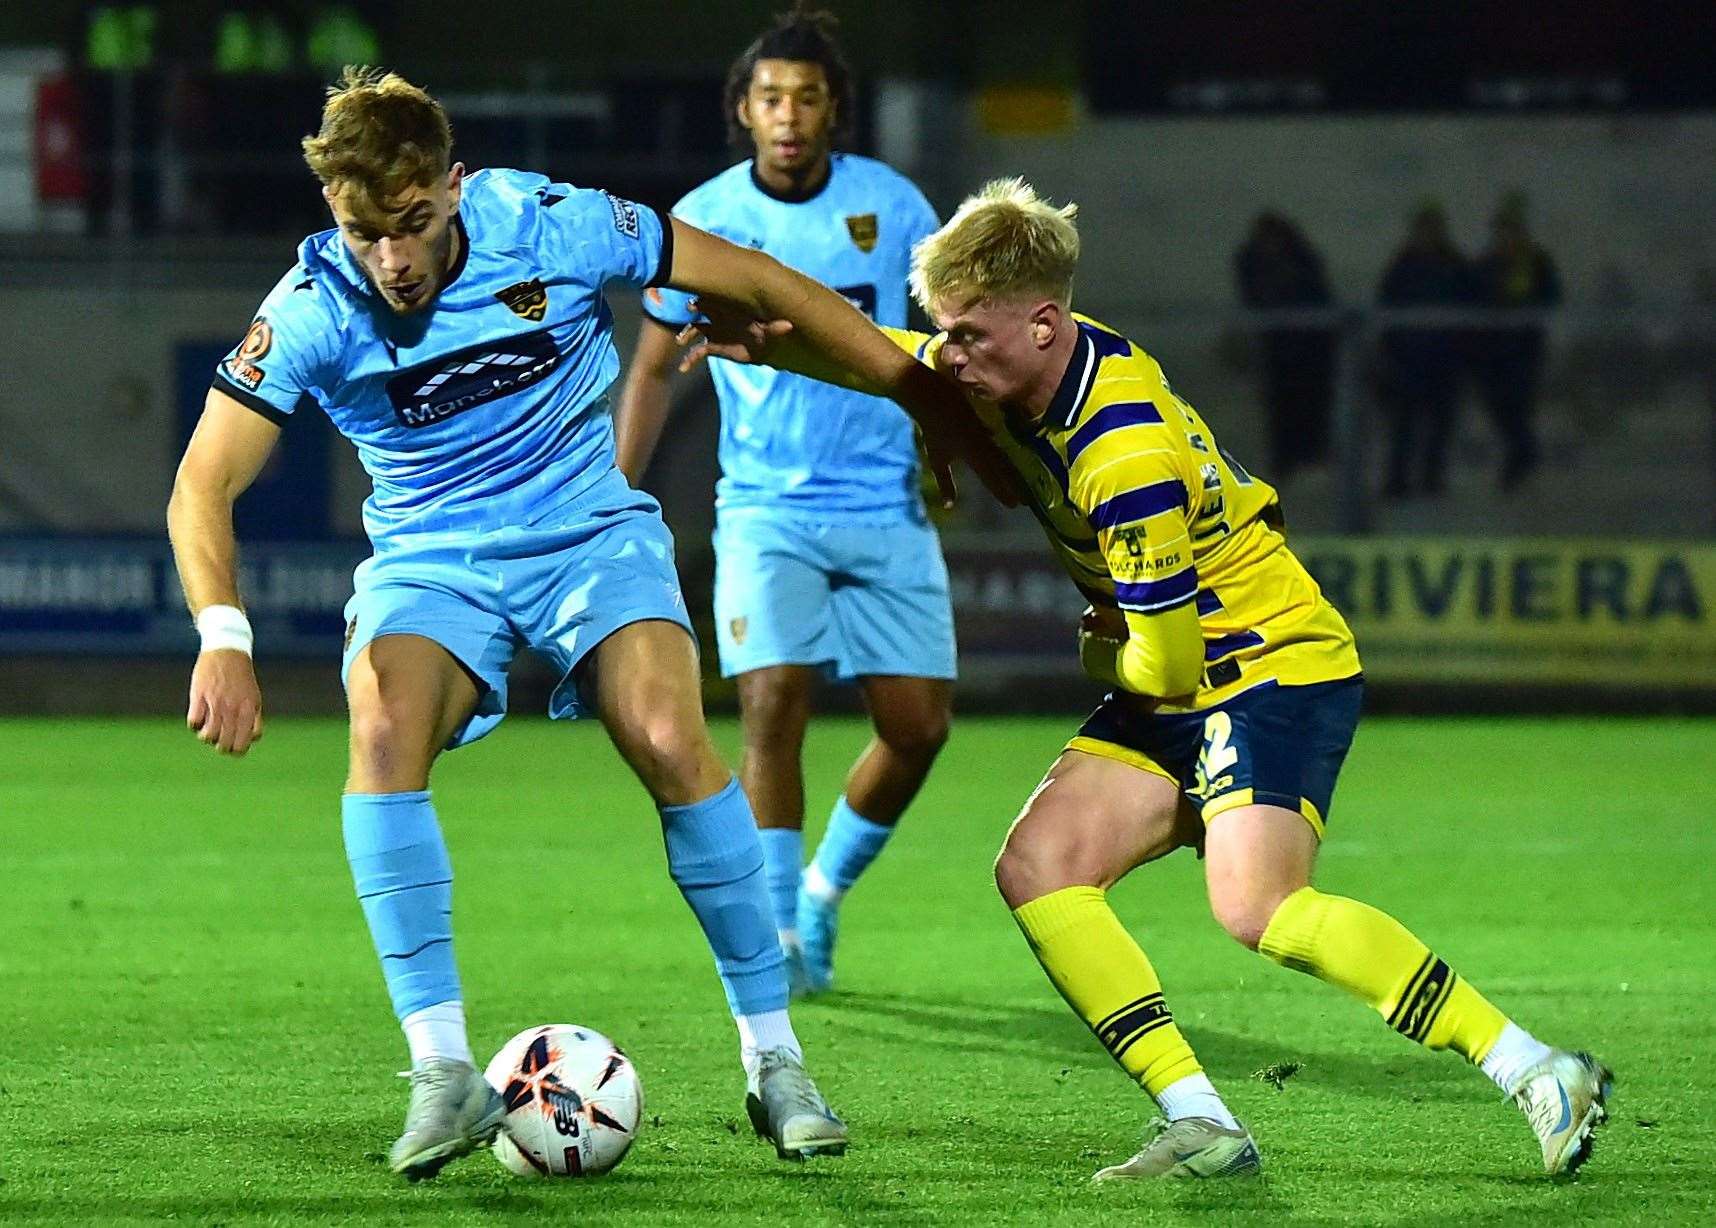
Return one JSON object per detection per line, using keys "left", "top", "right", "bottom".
{"left": 238, "top": 317, "right": 273, "bottom": 362}
{"left": 495, "top": 278, "right": 550, "bottom": 322}
{"left": 844, "top": 213, "right": 878, "bottom": 253}
{"left": 729, "top": 616, "right": 748, "bottom": 645}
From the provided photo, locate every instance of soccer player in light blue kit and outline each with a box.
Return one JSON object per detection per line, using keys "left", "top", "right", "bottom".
{"left": 166, "top": 67, "right": 986, "bottom": 1181}
{"left": 616, "top": 10, "right": 954, "bottom": 997}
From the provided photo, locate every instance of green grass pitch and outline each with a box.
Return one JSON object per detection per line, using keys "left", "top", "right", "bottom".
{"left": 2, "top": 714, "right": 1713, "bottom": 1225}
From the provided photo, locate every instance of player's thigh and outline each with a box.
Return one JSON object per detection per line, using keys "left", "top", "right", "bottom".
{"left": 345, "top": 634, "right": 483, "bottom": 790}
{"left": 1203, "top": 802, "right": 1321, "bottom": 948}
{"left": 341, "top": 553, "right": 516, "bottom": 760}
{"left": 735, "top": 664, "right": 820, "bottom": 746}
{"left": 712, "top": 511, "right": 836, "bottom": 677}
{"left": 994, "top": 748, "right": 1198, "bottom": 907}
{"left": 825, "top": 518, "right": 957, "bottom": 684}
{"left": 592, "top": 618, "right": 728, "bottom": 804}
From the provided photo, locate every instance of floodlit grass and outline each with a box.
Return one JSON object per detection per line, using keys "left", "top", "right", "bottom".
{"left": 2, "top": 714, "right": 1712, "bottom": 1225}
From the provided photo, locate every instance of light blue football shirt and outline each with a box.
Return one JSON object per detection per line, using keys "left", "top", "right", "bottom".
{"left": 646, "top": 154, "right": 939, "bottom": 521}
{"left": 213, "top": 167, "right": 670, "bottom": 544}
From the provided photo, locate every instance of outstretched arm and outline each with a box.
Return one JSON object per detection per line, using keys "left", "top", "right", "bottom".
{"left": 672, "top": 299, "right": 924, "bottom": 397}
{"left": 167, "top": 388, "right": 281, "bottom": 755}
{"left": 663, "top": 219, "right": 926, "bottom": 395}
{"left": 662, "top": 219, "right": 1018, "bottom": 507}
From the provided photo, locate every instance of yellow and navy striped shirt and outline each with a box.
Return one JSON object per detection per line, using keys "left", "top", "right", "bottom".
{"left": 888, "top": 315, "right": 1360, "bottom": 712}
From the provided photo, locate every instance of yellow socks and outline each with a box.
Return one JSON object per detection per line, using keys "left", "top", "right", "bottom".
{"left": 1012, "top": 886, "right": 1202, "bottom": 1096}
{"left": 1258, "top": 886, "right": 1508, "bottom": 1063}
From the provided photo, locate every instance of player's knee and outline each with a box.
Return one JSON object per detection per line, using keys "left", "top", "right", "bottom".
{"left": 992, "top": 840, "right": 1038, "bottom": 909}
{"left": 1208, "top": 885, "right": 1290, "bottom": 952}
{"left": 619, "top": 715, "right": 723, "bottom": 805}
{"left": 875, "top": 703, "right": 950, "bottom": 763}
{"left": 346, "top": 702, "right": 433, "bottom": 789}
{"left": 994, "top": 827, "right": 1094, "bottom": 910}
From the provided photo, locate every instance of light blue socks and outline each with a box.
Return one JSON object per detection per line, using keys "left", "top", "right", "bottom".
{"left": 342, "top": 791, "right": 461, "bottom": 1020}
{"left": 661, "top": 777, "right": 788, "bottom": 1016}
{"left": 805, "top": 795, "right": 894, "bottom": 902}
{"left": 758, "top": 826, "right": 805, "bottom": 940}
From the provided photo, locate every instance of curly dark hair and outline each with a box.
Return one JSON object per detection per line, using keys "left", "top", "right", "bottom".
{"left": 723, "top": 6, "right": 854, "bottom": 153}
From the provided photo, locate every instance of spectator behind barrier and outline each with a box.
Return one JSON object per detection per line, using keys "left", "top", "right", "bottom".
{"left": 1375, "top": 200, "right": 1473, "bottom": 499}
{"left": 1471, "top": 190, "right": 1561, "bottom": 491}
{"left": 1234, "top": 211, "right": 1337, "bottom": 483}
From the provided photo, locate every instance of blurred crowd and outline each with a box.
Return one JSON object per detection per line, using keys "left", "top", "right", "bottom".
{"left": 1236, "top": 194, "right": 1561, "bottom": 497}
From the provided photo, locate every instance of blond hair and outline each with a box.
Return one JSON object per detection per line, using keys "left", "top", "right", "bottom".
{"left": 909, "top": 177, "right": 1080, "bottom": 312}
{"left": 301, "top": 66, "right": 452, "bottom": 217}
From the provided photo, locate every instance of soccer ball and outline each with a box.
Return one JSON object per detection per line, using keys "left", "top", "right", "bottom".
{"left": 482, "top": 1024, "right": 643, "bottom": 1177}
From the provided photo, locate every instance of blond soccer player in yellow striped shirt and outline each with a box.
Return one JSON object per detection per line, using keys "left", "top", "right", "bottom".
{"left": 678, "top": 178, "right": 1612, "bottom": 1181}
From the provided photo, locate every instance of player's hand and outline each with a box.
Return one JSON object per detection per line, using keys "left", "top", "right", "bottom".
{"left": 898, "top": 369, "right": 1023, "bottom": 509}
{"left": 675, "top": 297, "right": 791, "bottom": 372}
{"left": 918, "top": 429, "right": 961, "bottom": 511}
{"left": 186, "top": 650, "right": 264, "bottom": 756}
{"left": 1076, "top": 604, "right": 1130, "bottom": 691}
{"left": 1080, "top": 603, "right": 1128, "bottom": 641}
{"left": 917, "top": 402, "right": 1023, "bottom": 510}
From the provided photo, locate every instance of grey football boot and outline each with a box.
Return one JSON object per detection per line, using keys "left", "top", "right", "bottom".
{"left": 1093, "top": 1117, "right": 1262, "bottom": 1181}
{"left": 388, "top": 1058, "right": 506, "bottom": 1181}
{"left": 744, "top": 1047, "right": 849, "bottom": 1159}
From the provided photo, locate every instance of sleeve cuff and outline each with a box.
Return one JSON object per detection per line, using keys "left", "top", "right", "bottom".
{"left": 646, "top": 205, "right": 675, "bottom": 289}
{"left": 211, "top": 376, "right": 291, "bottom": 426}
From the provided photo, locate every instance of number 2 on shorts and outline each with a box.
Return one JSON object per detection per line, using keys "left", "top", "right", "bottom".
{"left": 1192, "top": 710, "right": 1239, "bottom": 800}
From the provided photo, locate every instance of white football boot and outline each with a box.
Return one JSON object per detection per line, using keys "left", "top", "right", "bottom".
{"left": 388, "top": 1058, "right": 506, "bottom": 1181}
{"left": 781, "top": 936, "right": 813, "bottom": 1001}
{"left": 1510, "top": 1049, "right": 1614, "bottom": 1176}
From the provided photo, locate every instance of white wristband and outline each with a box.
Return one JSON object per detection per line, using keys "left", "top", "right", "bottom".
{"left": 196, "top": 604, "right": 254, "bottom": 657}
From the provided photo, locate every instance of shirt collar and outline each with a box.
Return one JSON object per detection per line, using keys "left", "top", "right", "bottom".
{"left": 442, "top": 211, "right": 471, "bottom": 291}
{"left": 1042, "top": 326, "right": 1097, "bottom": 431}
{"left": 749, "top": 156, "right": 834, "bottom": 204}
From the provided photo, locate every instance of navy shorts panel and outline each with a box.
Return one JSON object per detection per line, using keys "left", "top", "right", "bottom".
{"left": 1074, "top": 675, "right": 1364, "bottom": 830}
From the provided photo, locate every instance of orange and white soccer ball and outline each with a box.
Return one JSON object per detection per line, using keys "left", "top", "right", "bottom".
{"left": 483, "top": 1024, "right": 643, "bottom": 1177}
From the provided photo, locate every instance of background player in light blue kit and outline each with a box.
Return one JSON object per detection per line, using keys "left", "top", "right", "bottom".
{"left": 616, "top": 9, "right": 955, "bottom": 998}
{"left": 166, "top": 67, "right": 988, "bottom": 1181}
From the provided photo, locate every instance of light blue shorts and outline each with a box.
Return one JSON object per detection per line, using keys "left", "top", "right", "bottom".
{"left": 711, "top": 507, "right": 957, "bottom": 682}
{"left": 342, "top": 470, "right": 692, "bottom": 749}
